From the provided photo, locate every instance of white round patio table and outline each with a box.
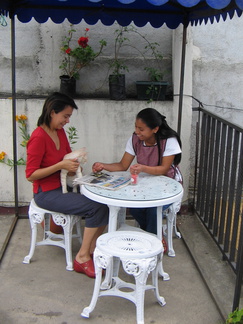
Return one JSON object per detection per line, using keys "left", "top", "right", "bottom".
{"left": 81, "top": 172, "right": 183, "bottom": 280}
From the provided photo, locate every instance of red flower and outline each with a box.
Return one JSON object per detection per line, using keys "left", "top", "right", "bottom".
{"left": 78, "top": 37, "right": 89, "bottom": 48}
{"left": 60, "top": 25, "right": 106, "bottom": 79}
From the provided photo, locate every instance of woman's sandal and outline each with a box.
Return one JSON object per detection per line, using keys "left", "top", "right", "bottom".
{"left": 73, "top": 259, "right": 95, "bottom": 278}
{"left": 162, "top": 238, "right": 168, "bottom": 254}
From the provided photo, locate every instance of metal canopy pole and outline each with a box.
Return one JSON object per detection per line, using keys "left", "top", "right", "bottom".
{"left": 177, "top": 24, "right": 187, "bottom": 137}
{"left": 0, "top": 15, "right": 19, "bottom": 264}
{"left": 11, "top": 15, "right": 19, "bottom": 217}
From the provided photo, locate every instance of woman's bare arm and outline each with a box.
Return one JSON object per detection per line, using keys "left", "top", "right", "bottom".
{"left": 27, "top": 158, "right": 80, "bottom": 181}
{"left": 92, "top": 152, "right": 135, "bottom": 173}
{"left": 130, "top": 155, "right": 175, "bottom": 176}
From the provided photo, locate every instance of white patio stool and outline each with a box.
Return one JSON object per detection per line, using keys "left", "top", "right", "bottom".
{"left": 23, "top": 198, "right": 82, "bottom": 271}
{"left": 81, "top": 231, "right": 166, "bottom": 324}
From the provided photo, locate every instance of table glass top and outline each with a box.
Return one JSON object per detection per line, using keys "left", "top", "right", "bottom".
{"left": 83, "top": 172, "right": 183, "bottom": 202}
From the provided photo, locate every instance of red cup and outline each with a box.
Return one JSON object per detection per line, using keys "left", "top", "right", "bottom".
{"left": 131, "top": 174, "right": 138, "bottom": 185}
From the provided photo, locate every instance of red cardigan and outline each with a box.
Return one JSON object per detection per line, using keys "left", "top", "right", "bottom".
{"left": 25, "top": 127, "right": 71, "bottom": 193}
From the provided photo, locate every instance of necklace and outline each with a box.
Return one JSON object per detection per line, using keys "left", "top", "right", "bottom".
{"left": 143, "top": 141, "right": 157, "bottom": 147}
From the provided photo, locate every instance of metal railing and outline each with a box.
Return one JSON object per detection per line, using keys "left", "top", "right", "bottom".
{"left": 193, "top": 107, "right": 243, "bottom": 310}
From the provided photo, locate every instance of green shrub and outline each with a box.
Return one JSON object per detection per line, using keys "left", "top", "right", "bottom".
{"left": 226, "top": 308, "right": 243, "bottom": 324}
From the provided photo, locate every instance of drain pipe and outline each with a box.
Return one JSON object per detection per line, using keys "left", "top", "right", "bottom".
{"left": 177, "top": 23, "right": 187, "bottom": 137}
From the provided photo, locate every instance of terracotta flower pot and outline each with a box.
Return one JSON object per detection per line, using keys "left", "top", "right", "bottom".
{"left": 41, "top": 218, "right": 63, "bottom": 234}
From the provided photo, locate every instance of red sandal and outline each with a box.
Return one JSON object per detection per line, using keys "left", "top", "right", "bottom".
{"left": 162, "top": 238, "right": 168, "bottom": 254}
{"left": 73, "top": 259, "right": 95, "bottom": 278}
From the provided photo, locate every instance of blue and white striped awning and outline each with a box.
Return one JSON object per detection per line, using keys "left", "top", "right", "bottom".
{"left": 0, "top": 0, "right": 242, "bottom": 29}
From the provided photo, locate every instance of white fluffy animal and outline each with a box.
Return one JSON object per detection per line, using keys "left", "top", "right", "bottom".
{"left": 61, "top": 148, "right": 87, "bottom": 194}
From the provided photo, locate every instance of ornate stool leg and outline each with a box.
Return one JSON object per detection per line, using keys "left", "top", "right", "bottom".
{"left": 81, "top": 249, "right": 110, "bottom": 318}
{"left": 156, "top": 206, "right": 170, "bottom": 280}
{"left": 166, "top": 207, "right": 175, "bottom": 257}
{"left": 152, "top": 255, "right": 166, "bottom": 306}
{"left": 166, "top": 201, "right": 181, "bottom": 257}
{"left": 23, "top": 208, "right": 44, "bottom": 264}
{"left": 123, "top": 258, "right": 153, "bottom": 324}
{"left": 74, "top": 217, "right": 82, "bottom": 244}
{"left": 158, "top": 256, "right": 170, "bottom": 280}
{"left": 43, "top": 213, "right": 51, "bottom": 239}
{"left": 100, "top": 254, "right": 114, "bottom": 290}
{"left": 52, "top": 213, "right": 73, "bottom": 270}
{"left": 134, "top": 262, "right": 149, "bottom": 324}
{"left": 63, "top": 215, "right": 73, "bottom": 271}
{"left": 173, "top": 207, "right": 181, "bottom": 239}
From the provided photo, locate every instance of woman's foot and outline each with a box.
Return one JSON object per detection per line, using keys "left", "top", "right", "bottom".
{"left": 73, "top": 259, "right": 95, "bottom": 278}
{"left": 162, "top": 238, "right": 168, "bottom": 254}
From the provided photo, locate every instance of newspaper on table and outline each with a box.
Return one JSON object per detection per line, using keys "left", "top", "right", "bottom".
{"left": 74, "top": 172, "right": 131, "bottom": 190}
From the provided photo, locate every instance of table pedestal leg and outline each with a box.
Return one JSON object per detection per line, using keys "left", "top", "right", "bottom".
{"left": 108, "top": 206, "right": 122, "bottom": 232}
{"left": 102, "top": 205, "right": 123, "bottom": 289}
{"left": 117, "top": 207, "right": 126, "bottom": 228}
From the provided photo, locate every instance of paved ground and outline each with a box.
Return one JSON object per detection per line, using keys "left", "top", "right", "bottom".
{"left": 177, "top": 213, "right": 241, "bottom": 320}
{"left": 0, "top": 215, "right": 227, "bottom": 324}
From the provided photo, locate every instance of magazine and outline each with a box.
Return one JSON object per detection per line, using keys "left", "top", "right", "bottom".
{"left": 74, "top": 172, "right": 131, "bottom": 190}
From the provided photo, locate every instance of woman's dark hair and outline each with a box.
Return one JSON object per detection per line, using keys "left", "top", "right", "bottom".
{"left": 37, "top": 92, "right": 78, "bottom": 127}
{"left": 136, "top": 108, "right": 182, "bottom": 165}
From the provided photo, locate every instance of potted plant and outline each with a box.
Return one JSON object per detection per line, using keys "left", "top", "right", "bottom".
{"left": 108, "top": 24, "right": 170, "bottom": 101}
{"left": 226, "top": 308, "right": 243, "bottom": 324}
{"left": 108, "top": 26, "right": 130, "bottom": 100}
{"left": 59, "top": 25, "right": 107, "bottom": 97}
{"left": 136, "top": 66, "right": 169, "bottom": 101}
{"left": 135, "top": 37, "right": 169, "bottom": 101}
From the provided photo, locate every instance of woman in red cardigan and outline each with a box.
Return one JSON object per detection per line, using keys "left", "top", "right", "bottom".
{"left": 26, "top": 92, "right": 108, "bottom": 278}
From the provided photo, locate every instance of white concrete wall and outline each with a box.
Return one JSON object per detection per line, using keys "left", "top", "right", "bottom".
{"left": 0, "top": 19, "right": 172, "bottom": 97}
{"left": 187, "top": 15, "right": 243, "bottom": 200}
{"left": 191, "top": 15, "right": 243, "bottom": 127}
{"left": 0, "top": 98, "right": 190, "bottom": 206}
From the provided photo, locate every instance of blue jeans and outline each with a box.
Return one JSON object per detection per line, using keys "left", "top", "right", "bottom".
{"left": 129, "top": 205, "right": 171, "bottom": 235}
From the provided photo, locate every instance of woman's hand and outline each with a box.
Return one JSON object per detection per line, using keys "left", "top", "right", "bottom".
{"left": 92, "top": 162, "right": 104, "bottom": 173}
{"left": 92, "top": 153, "right": 134, "bottom": 173}
{"left": 130, "top": 164, "right": 144, "bottom": 175}
{"left": 63, "top": 158, "right": 80, "bottom": 173}
{"left": 27, "top": 158, "right": 80, "bottom": 182}
{"left": 129, "top": 155, "right": 175, "bottom": 176}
